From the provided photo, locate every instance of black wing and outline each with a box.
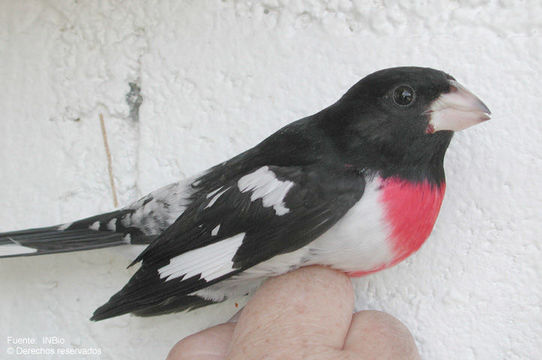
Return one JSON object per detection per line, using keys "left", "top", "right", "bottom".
{"left": 92, "top": 162, "right": 365, "bottom": 320}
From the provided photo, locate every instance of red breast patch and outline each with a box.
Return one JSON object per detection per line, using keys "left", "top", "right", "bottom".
{"left": 347, "top": 177, "right": 445, "bottom": 278}
{"left": 380, "top": 177, "right": 445, "bottom": 267}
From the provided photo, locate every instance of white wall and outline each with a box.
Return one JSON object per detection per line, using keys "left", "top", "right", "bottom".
{"left": 1, "top": 1, "right": 541, "bottom": 359}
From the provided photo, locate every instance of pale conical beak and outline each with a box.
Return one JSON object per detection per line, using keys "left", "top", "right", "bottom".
{"left": 425, "top": 80, "right": 491, "bottom": 133}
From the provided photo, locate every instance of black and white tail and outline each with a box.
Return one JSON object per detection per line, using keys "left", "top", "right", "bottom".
{"left": 0, "top": 210, "right": 156, "bottom": 259}
{"left": 0, "top": 177, "right": 195, "bottom": 259}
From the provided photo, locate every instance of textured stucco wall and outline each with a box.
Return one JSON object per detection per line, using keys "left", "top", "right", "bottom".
{"left": 1, "top": 1, "right": 541, "bottom": 359}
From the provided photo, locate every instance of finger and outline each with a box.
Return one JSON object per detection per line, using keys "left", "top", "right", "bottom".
{"left": 343, "top": 310, "right": 420, "bottom": 359}
{"left": 227, "top": 266, "right": 354, "bottom": 359}
{"left": 167, "top": 323, "right": 235, "bottom": 360}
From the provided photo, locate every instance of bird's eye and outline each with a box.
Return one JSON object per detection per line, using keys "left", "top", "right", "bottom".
{"left": 392, "top": 85, "right": 415, "bottom": 106}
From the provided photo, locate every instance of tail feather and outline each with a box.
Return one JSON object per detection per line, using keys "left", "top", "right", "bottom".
{"left": 0, "top": 228, "right": 126, "bottom": 258}
{"left": 0, "top": 209, "right": 154, "bottom": 259}
{"left": 1, "top": 177, "right": 194, "bottom": 259}
{"left": 91, "top": 293, "right": 216, "bottom": 321}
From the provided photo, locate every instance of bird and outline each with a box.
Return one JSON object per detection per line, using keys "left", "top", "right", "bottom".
{"left": 0, "top": 67, "right": 491, "bottom": 321}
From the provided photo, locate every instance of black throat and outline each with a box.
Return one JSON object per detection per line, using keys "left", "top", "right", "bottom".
{"left": 378, "top": 131, "right": 453, "bottom": 186}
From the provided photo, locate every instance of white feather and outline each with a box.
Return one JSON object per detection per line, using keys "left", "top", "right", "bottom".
{"left": 123, "top": 176, "right": 196, "bottom": 234}
{"left": 107, "top": 218, "right": 117, "bottom": 231}
{"left": 89, "top": 221, "right": 100, "bottom": 231}
{"left": 0, "top": 243, "right": 37, "bottom": 256}
{"left": 206, "top": 187, "right": 223, "bottom": 198}
{"left": 238, "top": 166, "right": 294, "bottom": 216}
{"left": 211, "top": 225, "right": 220, "bottom": 236}
{"left": 205, "top": 188, "right": 229, "bottom": 209}
{"left": 57, "top": 222, "right": 72, "bottom": 231}
{"left": 158, "top": 233, "right": 246, "bottom": 282}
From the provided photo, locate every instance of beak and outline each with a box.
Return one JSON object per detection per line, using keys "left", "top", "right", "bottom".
{"left": 425, "top": 80, "right": 491, "bottom": 133}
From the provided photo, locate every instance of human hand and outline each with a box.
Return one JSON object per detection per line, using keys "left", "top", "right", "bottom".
{"left": 167, "top": 266, "right": 420, "bottom": 360}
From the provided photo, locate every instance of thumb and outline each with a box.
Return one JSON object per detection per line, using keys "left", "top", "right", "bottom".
{"left": 226, "top": 266, "right": 354, "bottom": 360}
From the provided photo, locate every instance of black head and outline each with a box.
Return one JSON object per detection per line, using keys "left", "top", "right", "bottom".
{"left": 319, "top": 67, "right": 490, "bottom": 182}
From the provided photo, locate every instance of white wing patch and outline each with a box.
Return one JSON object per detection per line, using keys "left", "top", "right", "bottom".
{"left": 107, "top": 218, "right": 117, "bottom": 231}
{"left": 57, "top": 222, "right": 72, "bottom": 231}
{"left": 205, "top": 188, "right": 229, "bottom": 209}
{"left": 0, "top": 242, "right": 38, "bottom": 256}
{"left": 238, "top": 166, "right": 294, "bottom": 216}
{"left": 211, "top": 225, "right": 220, "bottom": 236}
{"left": 206, "top": 187, "right": 223, "bottom": 198}
{"left": 158, "top": 233, "right": 245, "bottom": 282}
{"left": 89, "top": 221, "right": 100, "bottom": 231}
